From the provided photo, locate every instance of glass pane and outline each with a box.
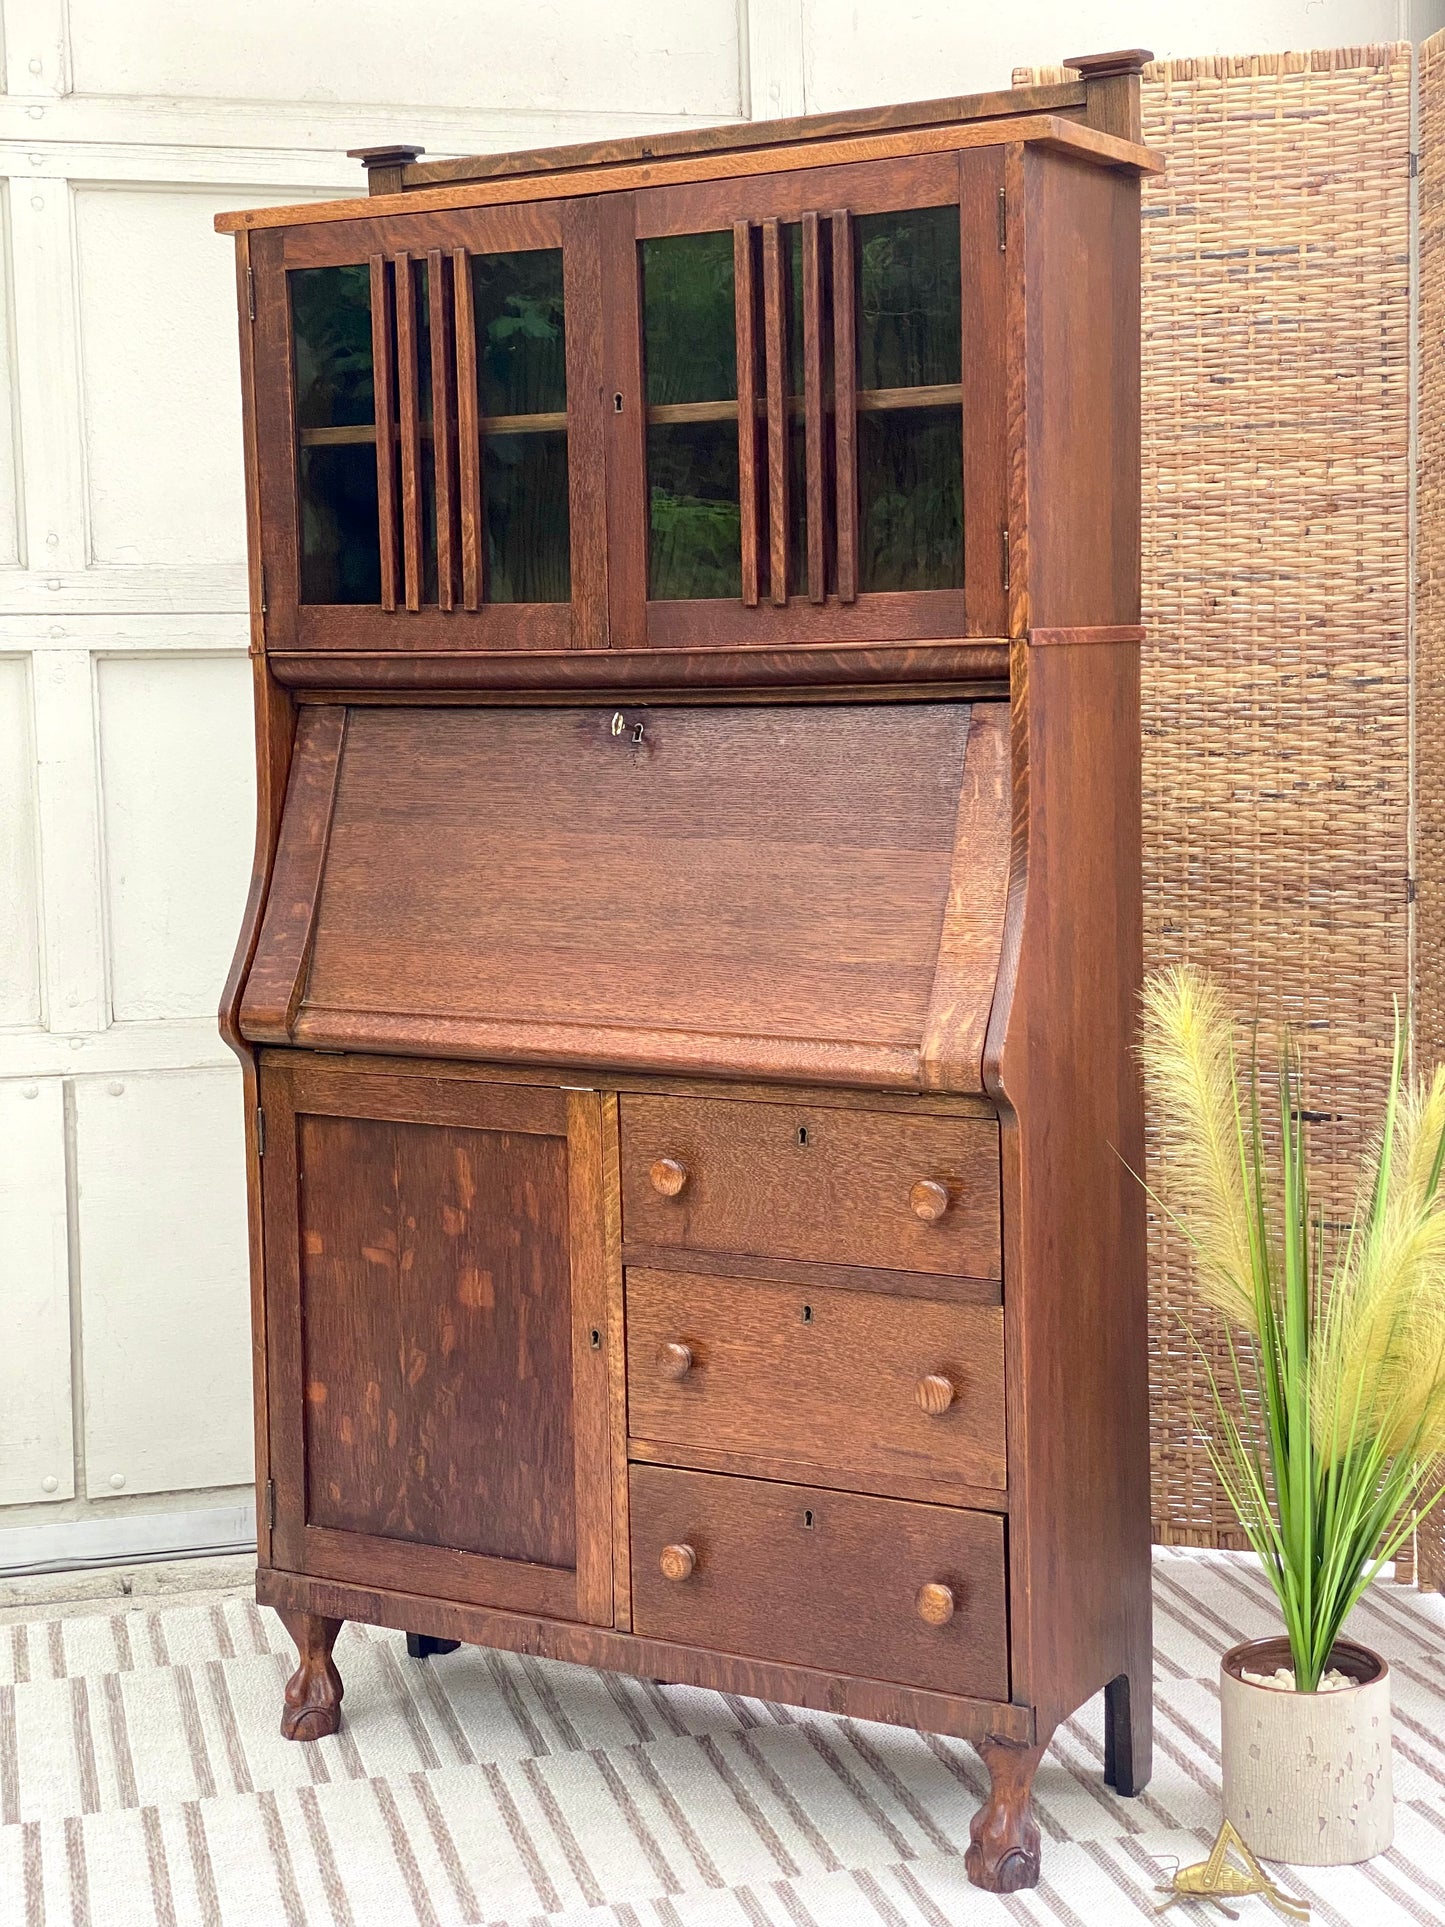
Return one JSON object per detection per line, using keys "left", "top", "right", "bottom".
{"left": 855, "top": 207, "right": 961, "bottom": 391}
{"left": 648, "top": 423, "right": 740, "bottom": 600}
{"left": 466, "top": 249, "right": 568, "bottom": 604}
{"left": 292, "top": 265, "right": 374, "bottom": 428}
{"left": 472, "top": 250, "right": 567, "bottom": 416}
{"left": 643, "top": 232, "right": 735, "bottom": 405}
{"left": 858, "top": 408, "right": 963, "bottom": 592}
{"left": 854, "top": 207, "right": 963, "bottom": 594}
{"left": 484, "top": 432, "right": 571, "bottom": 602}
{"left": 299, "top": 445, "right": 381, "bottom": 603}
{"left": 292, "top": 266, "right": 379, "bottom": 602}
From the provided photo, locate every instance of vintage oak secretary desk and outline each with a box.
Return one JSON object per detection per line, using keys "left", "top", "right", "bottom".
{"left": 218, "top": 48, "right": 1157, "bottom": 1894}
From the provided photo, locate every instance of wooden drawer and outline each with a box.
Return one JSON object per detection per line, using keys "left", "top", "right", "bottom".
{"left": 626, "top": 1268, "right": 1006, "bottom": 1493}
{"left": 630, "top": 1465, "right": 1008, "bottom": 1699}
{"left": 620, "top": 1095, "right": 1001, "bottom": 1278}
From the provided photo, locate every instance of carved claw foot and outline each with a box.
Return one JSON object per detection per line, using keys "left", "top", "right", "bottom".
{"left": 965, "top": 1738, "right": 1045, "bottom": 1892}
{"left": 278, "top": 1609, "right": 344, "bottom": 1741}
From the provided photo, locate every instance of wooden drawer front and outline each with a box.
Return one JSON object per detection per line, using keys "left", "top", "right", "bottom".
{"left": 620, "top": 1096, "right": 1001, "bottom": 1278}
{"left": 630, "top": 1465, "right": 1008, "bottom": 1699}
{"left": 627, "top": 1269, "right": 1006, "bottom": 1492}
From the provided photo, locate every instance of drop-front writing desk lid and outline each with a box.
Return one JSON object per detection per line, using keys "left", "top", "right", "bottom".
{"left": 239, "top": 701, "right": 1011, "bottom": 1092}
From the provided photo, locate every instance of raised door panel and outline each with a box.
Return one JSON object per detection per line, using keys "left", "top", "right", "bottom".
{"left": 251, "top": 199, "right": 606, "bottom": 655}
{"left": 261, "top": 1060, "right": 612, "bottom": 1623}
{"left": 604, "top": 149, "right": 1008, "bottom": 649}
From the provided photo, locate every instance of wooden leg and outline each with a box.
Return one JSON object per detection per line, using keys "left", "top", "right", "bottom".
{"left": 965, "top": 1737, "right": 1045, "bottom": 1892}
{"left": 1104, "top": 1669, "right": 1153, "bottom": 1795}
{"left": 405, "top": 1632, "right": 461, "bottom": 1659}
{"left": 277, "top": 1609, "right": 344, "bottom": 1741}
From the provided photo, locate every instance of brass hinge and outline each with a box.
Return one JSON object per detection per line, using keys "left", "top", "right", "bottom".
{"left": 1001, "top": 527, "right": 1011, "bottom": 592}
{"left": 259, "top": 564, "right": 268, "bottom": 615}
{"left": 1407, "top": 874, "right": 1419, "bottom": 904}
{"left": 255, "top": 1105, "right": 266, "bottom": 1155}
{"left": 997, "top": 186, "right": 1007, "bottom": 252}
{"left": 246, "top": 263, "right": 256, "bottom": 322}
{"left": 265, "top": 1478, "right": 276, "bottom": 1531}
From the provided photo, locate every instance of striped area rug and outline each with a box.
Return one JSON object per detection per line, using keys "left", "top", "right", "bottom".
{"left": 2, "top": 1549, "right": 1445, "bottom": 1926}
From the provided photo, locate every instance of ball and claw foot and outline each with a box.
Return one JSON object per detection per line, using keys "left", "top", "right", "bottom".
{"left": 965, "top": 1738, "right": 1045, "bottom": 1893}
{"left": 278, "top": 1609, "right": 344, "bottom": 1741}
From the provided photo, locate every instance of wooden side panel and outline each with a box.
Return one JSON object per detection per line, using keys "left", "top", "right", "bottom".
{"left": 629, "top": 1464, "right": 1008, "bottom": 1700}
{"left": 1021, "top": 148, "right": 1141, "bottom": 629}
{"left": 988, "top": 639, "right": 1149, "bottom": 1741}
{"left": 562, "top": 199, "right": 610, "bottom": 649}
{"left": 239, "top": 704, "right": 345, "bottom": 1043}
{"left": 567, "top": 1090, "right": 614, "bottom": 1624}
{"left": 625, "top": 1267, "right": 1006, "bottom": 1490}
{"left": 919, "top": 702, "right": 1012, "bottom": 1089}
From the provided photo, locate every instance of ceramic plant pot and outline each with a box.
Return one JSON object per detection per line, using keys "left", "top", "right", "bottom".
{"left": 1220, "top": 1635, "right": 1392, "bottom": 1865}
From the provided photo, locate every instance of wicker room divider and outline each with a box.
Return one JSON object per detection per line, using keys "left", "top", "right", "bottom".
{"left": 1019, "top": 49, "right": 1414, "bottom": 1559}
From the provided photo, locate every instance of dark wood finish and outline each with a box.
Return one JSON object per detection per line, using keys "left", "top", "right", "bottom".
{"left": 349, "top": 143, "right": 425, "bottom": 197}
{"left": 831, "top": 208, "right": 858, "bottom": 604}
{"left": 629, "top": 1465, "right": 1008, "bottom": 1699}
{"left": 216, "top": 115, "right": 1162, "bottom": 236}
{"left": 451, "top": 246, "right": 483, "bottom": 610}
{"left": 226, "top": 61, "right": 1153, "bottom": 1891}
{"left": 426, "top": 249, "right": 457, "bottom": 610}
{"left": 734, "top": 220, "right": 761, "bottom": 607}
{"left": 619, "top": 1096, "right": 1002, "bottom": 1277}
{"left": 405, "top": 1631, "right": 460, "bottom": 1658}
{"left": 966, "top": 1739, "right": 1045, "bottom": 1892}
{"left": 625, "top": 1266, "right": 1006, "bottom": 1490}
{"left": 374, "top": 85, "right": 1089, "bottom": 191}
{"left": 801, "top": 211, "right": 825, "bottom": 602}
{"left": 369, "top": 254, "right": 399, "bottom": 610}
{"left": 393, "top": 252, "right": 423, "bottom": 610}
{"left": 761, "top": 218, "right": 789, "bottom": 606}
{"left": 278, "top": 1609, "right": 344, "bottom": 1740}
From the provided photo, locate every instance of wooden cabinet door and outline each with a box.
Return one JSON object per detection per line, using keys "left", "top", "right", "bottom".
{"left": 601, "top": 148, "right": 1008, "bottom": 649}
{"left": 250, "top": 199, "right": 606, "bottom": 655}
{"left": 259, "top": 1059, "right": 613, "bottom": 1625}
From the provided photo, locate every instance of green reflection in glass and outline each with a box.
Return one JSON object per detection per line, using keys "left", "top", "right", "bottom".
{"left": 484, "top": 432, "right": 571, "bottom": 603}
{"left": 855, "top": 206, "right": 962, "bottom": 391}
{"left": 299, "top": 445, "right": 381, "bottom": 603}
{"left": 472, "top": 251, "right": 567, "bottom": 417}
{"left": 858, "top": 408, "right": 963, "bottom": 592}
{"left": 292, "top": 265, "right": 374, "bottom": 429}
{"left": 643, "top": 232, "right": 736, "bottom": 405}
{"left": 648, "top": 424, "right": 741, "bottom": 600}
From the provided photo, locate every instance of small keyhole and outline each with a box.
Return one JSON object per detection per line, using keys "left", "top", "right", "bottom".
{"left": 797, "top": 1125, "right": 810, "bottom": 1147}
{"left": 632, "top": 721, "right": 645, "bottom": 744}
{"left": 613, "top": 391, "right": 624, "bottom": 412}
{"left": 589, "top": 1328, "right": 602, "bottom": 1350}
{"left": 801, "top": 1304, "right": 813, "bottom": 1324}
{"left": 802, "top": 1509, "right": 815, "bottom": 1529}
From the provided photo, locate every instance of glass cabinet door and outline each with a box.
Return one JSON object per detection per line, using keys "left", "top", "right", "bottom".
{"left": 252, "top": 203, "right": 603, "bottom": 653}
{"left": 618, "top": 151, "right": 1006, "bottom": 647}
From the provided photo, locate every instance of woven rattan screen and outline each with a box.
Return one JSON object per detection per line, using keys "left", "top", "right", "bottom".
{"left": 1019, "top": 48, "right": 1413, "bottom": 1551}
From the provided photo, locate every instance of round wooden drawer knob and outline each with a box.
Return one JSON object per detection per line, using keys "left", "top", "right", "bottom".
{"left": 658, "top": 1341, "right": 693, "bottom": 1380}
{"left": 909, "top": 1179, "right": 951, "bottom": 1222}
{"left": 650, "top": 1157, "right": 690, "bottom": 1197}
{"left": 916, "top": 1582, "right": 956, "bottom": 1627}
{"left": 915, "top": 1373, "right": 957, "bottom": 1416}
{"left": 660, "top": 1543, "right": 696, "bottom": 1582}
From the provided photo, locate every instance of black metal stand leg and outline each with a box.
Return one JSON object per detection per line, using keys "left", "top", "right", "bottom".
{"left": 405, "top": 1632, "right": 461, "bottom": 1659}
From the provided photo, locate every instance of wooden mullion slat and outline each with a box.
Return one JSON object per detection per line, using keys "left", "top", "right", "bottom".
{"left": 801, "top": 211, "right": 825, "bottom": 603}
{"left": 427, "top": 249, "right": 456, "bottom": 610}
{"left": 761, "top": 217, "right": 789, "bottom": 607}
{"left": 831, "top": 209, "right": 858, "bottom": 605}
{"left": 393, "top": 253, "right": 423, "bottom": 610}
{"left": 733, "top": 220, "right": 760, "bottom": 608}
{"left": 369, "top": 255, "right": 399, "bottom": 611}
{"left": 452, "top": 246, "right": 483, "bottom": 610}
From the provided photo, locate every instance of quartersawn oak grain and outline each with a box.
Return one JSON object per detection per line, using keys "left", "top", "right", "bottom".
{"left": 227, "top": 52, "right": 1153, "bottom": 1897}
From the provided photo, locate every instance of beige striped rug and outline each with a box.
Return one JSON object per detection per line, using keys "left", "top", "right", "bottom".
{"left": 2, "top": 1548, "right": 1444, "bottom": 1925}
